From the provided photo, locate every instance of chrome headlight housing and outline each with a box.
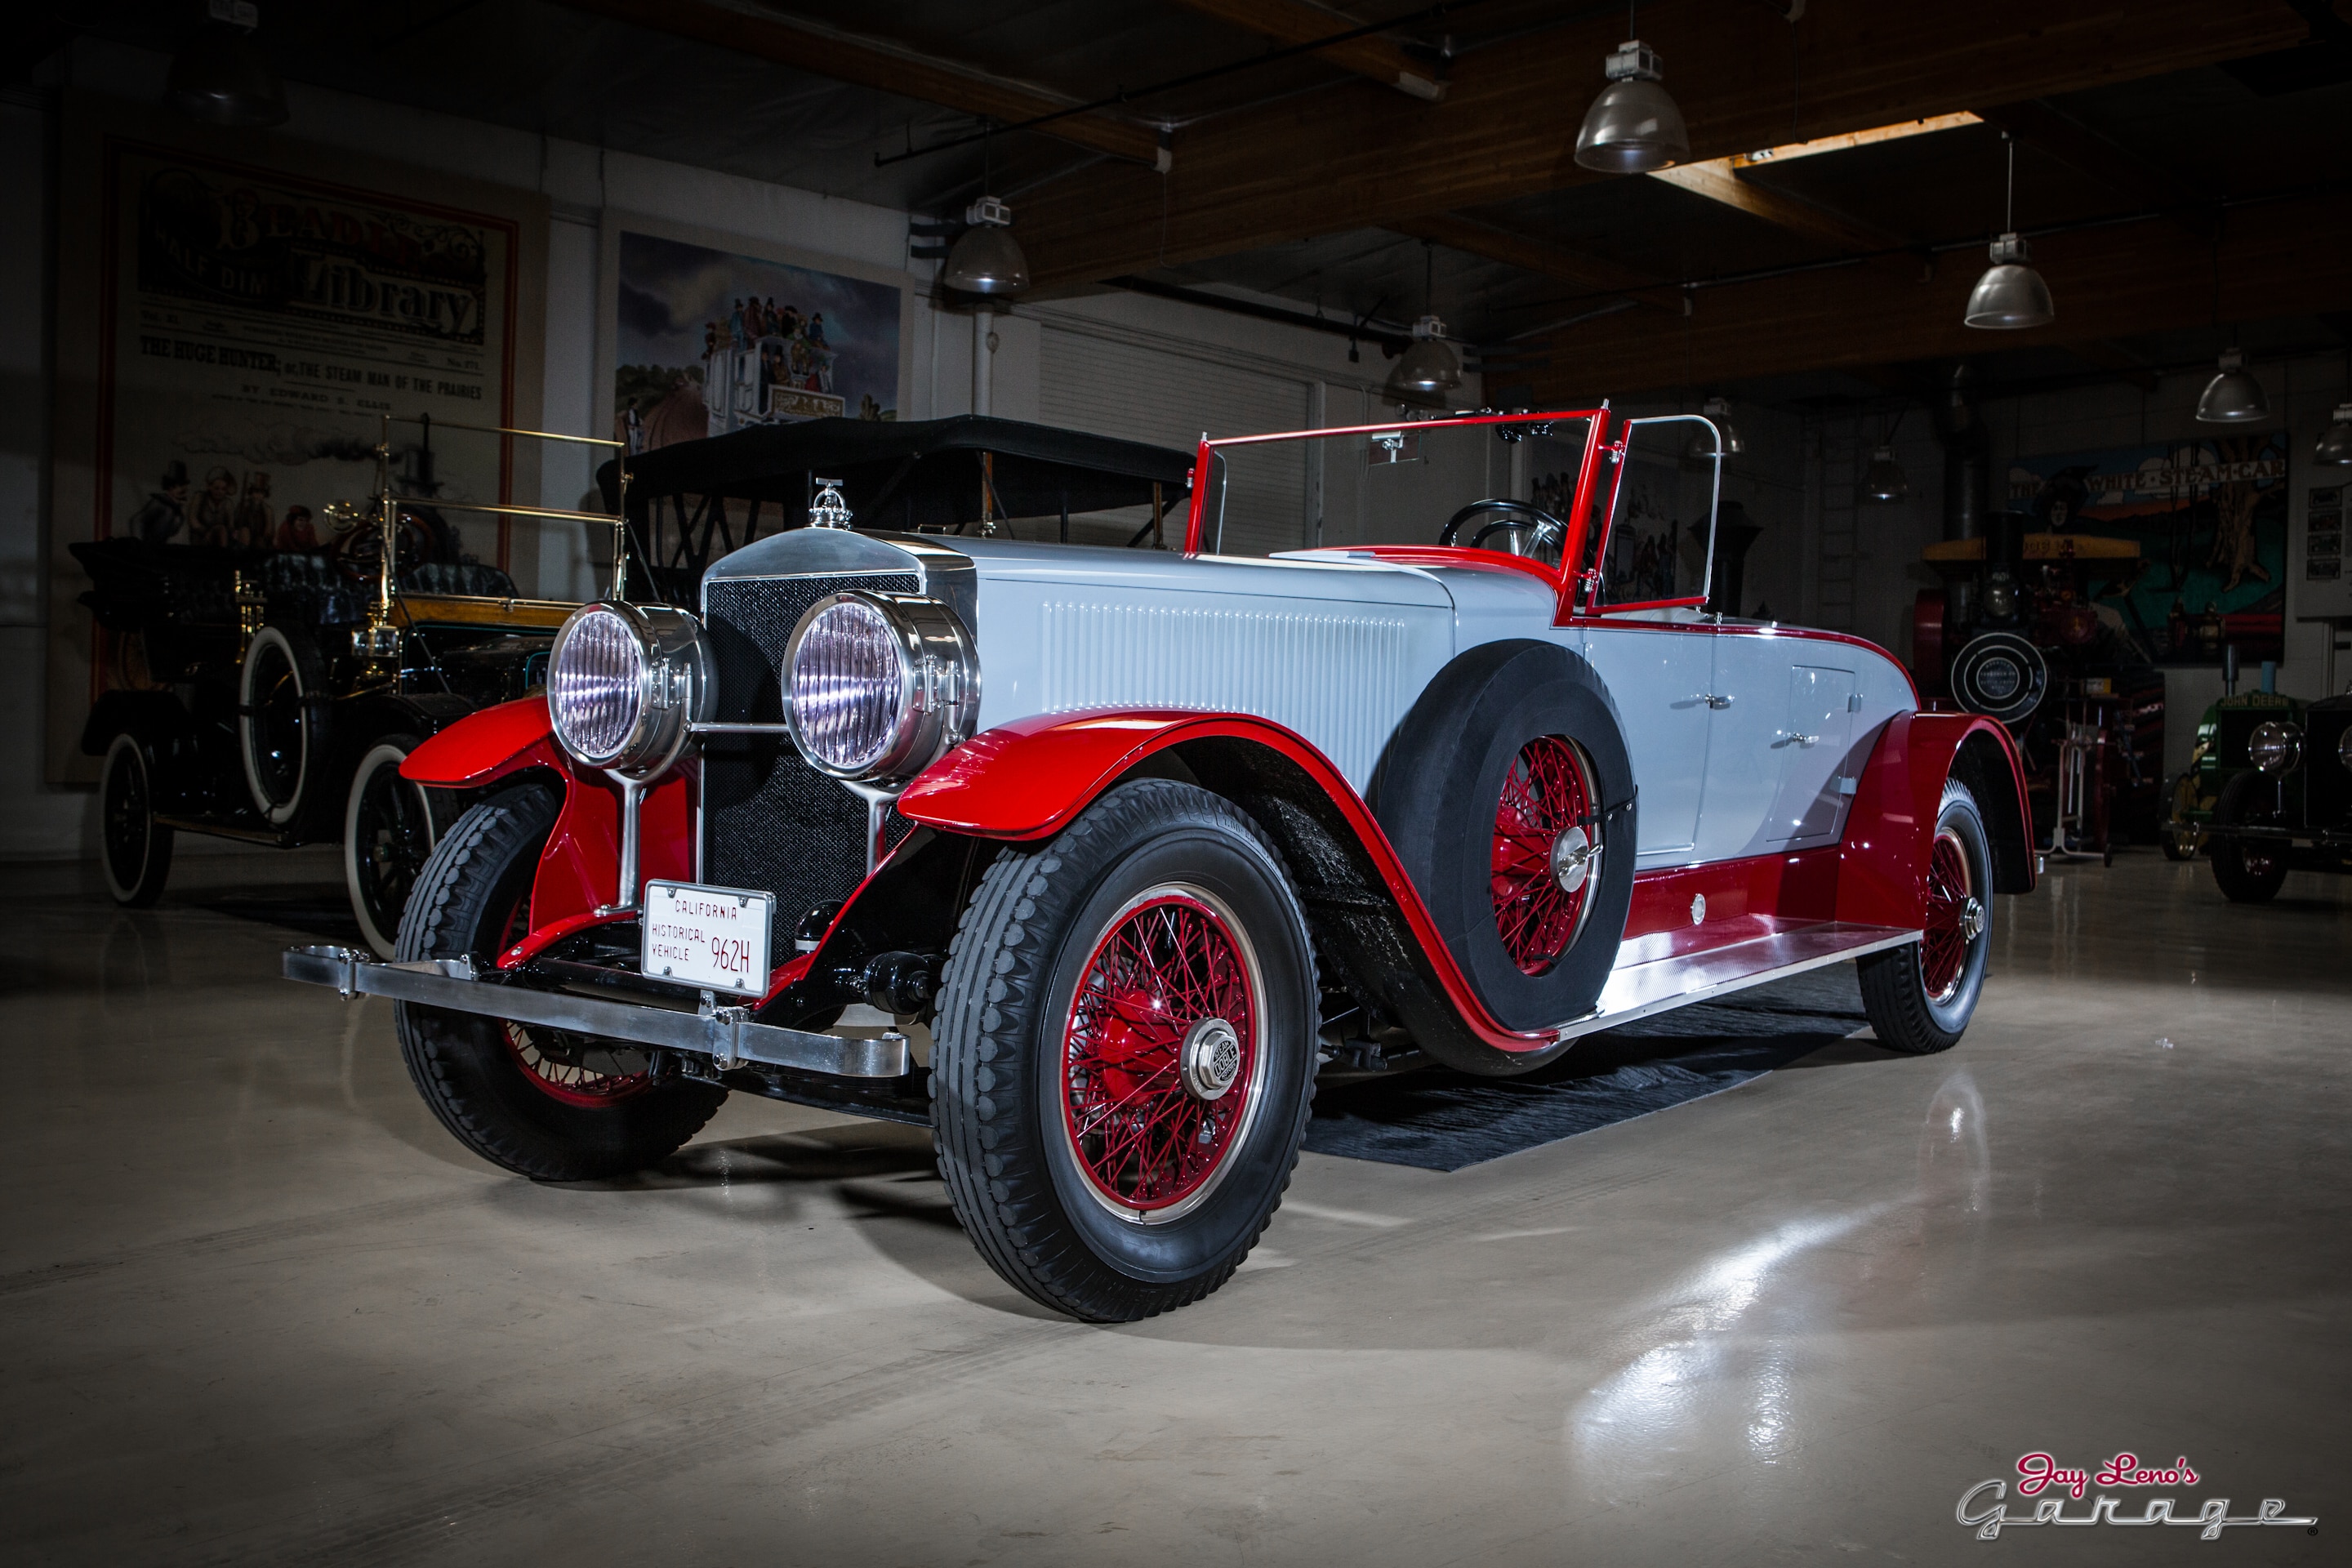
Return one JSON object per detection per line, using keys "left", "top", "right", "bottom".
{"left": 784, "top": 591, "right": 979, "bottom": 782}
{"left": 548, "top": 601, "right": 713, "bottom": 780}
{"left": 2248, "top": 719, "right": 2302, "bottom": 775}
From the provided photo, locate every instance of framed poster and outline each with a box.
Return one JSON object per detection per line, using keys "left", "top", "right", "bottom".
{"left": 599, "top": 216, "right": 914, "bottom": 456}
{"left": 47, "top": 91, "right": 547, "bottom": 782}
{"left": 2007, "top": 434, "right": 2289, "bottom": 664}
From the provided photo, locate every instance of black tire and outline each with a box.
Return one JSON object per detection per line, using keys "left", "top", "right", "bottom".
{"left": 2209, "top": 771, "right": 2289, "bottom": 904}
{"left": 1373, "top": 639, "right": 1636, "bottom": 1068}
{"left": 394, "top": 782, "right": 724, "bottom": 1181}
{"left": 1859, "top": 779, "right": 1994, "bottom": 1055}
{"left": 100, "top": 732, "right": 173, "bottom": 907}
{"left": 239, "top": 625, "right": 331, "bottom": 826}
{"left": 345, "top": 735, "right": 437, "bottom": 959}
{"left": 931, "top": 779, "right": 1317, "bottom": 1322}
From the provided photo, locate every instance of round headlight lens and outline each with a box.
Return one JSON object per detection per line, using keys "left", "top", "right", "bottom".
{"left": 550, "top": 605, "right": 647, "bottom": 765}
{"left": 2339, "top": 727, "right": 2352, "bottom": 773}
{"left": 548, "top": 602, "right": 711, "bottom": 778}
{"left": 2248, "top": 719, "right": 2302, "bottom": 775}
{"left": 789, "top": 596, "right": 903, "bottom": 775}
{"left": 785, "top": 591, "right": 979, "bottom": 782}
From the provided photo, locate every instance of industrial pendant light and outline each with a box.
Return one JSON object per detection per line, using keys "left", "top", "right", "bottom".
{"left": 1388, "top": 243, "right": 1461, "bottom": 402}
{"left": 1573, "top": 4, "right": 1688, "bottom": 174}
{"left": 1861, "top": 446, "right": 1909, "bottom": 501}
{"left": 167, "top": 7, "right": 288, "bottom": 127}
{"left": 2195, "top": 348, "right": 2270, "bottom": 424}
{"left": 942, "top": 194, "right": 1029, "bottom": 296}
{"left": 1964, "top": 134, "right": 2053, "bottom": 329}
{"left": 1685, "top": 395, "right": 1744, "bottom": 460}
{"left": 2318, "top": 404, "right": 2352, "bottom": 466}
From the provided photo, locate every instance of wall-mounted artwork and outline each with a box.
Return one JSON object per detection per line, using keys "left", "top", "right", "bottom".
{"left": 45, "top": 92, "right": 547, "bottom": 782}
{"left": 608, "top": 227, "right": 905, "bottom": 454}
{"left": 2007, "top": 434, "right": 2288, "bottom": 664}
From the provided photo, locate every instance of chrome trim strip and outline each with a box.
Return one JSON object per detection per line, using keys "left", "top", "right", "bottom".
{"left": 282, "top": 945, "right": 910, "bottom": 1079}
{"left": 1553, "top": 922, "right": 1919, "bottom": 1045}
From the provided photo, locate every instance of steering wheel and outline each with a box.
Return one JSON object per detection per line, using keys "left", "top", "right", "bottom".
{"left": 1439, "top": 498, "right": 1566, "bottom": 560}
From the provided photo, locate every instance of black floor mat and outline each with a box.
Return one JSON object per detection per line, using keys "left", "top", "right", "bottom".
{"left": 1303, "top": 966, "right": 1873, "bottom": 1172}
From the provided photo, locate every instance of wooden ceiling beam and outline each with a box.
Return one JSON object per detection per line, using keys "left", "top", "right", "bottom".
{"left": 1646, "top": 159, "right": 1910, "bottom": 255}
{"left": 1516, "top": 191, "right": 2350, "bottom": 403}
{"left": 1164, "top": 0, "right": 1446, "bottom": 99}
{"left": 1384, "top": 213, "right": 1679, "bottom": 310}
{"left": 1971, "top": 99, "right": 2215, "bottom": 238}
{"left": 1015, "top": 0, "right": 2310, "bottom": 286}
{"left": 555, "top": 0, "right": 1167, "bottom": 168}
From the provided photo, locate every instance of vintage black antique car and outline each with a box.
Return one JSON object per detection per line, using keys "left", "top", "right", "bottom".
{"left": 2202, "top": 693, "right": 2352, "bottom": 901}
{"left": 78, "top": 417, "right": 620, "bottom": 954}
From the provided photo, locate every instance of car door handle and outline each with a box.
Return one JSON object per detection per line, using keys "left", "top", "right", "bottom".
{"left": 1784, "top": 732, "right": 1818, "bottom": 746}
{"left": 1702, "top": 693, "right": 1732, "bottom": 710}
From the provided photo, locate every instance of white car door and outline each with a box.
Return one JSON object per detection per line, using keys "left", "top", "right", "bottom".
{"left": 1694, "top": 635, "right": 1862, "bottom": 858}
{"left": 1575, "top": 626, "right": 1713, "bottom": 865}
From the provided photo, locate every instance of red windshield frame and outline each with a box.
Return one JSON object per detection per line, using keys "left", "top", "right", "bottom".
{"left": 1183, "top": 408, "right": 1612, "bottom": 623}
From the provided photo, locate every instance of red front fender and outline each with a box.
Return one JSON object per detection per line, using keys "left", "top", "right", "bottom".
{"left": 398, "top": 696, "right": 693, "bottom": 959}
{"left": 402, "top": 696, "right": 557, "bottom": 787}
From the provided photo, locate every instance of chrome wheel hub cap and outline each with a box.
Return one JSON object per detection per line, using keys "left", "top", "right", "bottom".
{"left": 1549, "top": 824, "right": 1597, "bottom": 893}
{"left": 1959, "top": 895, "right": 1986, "bottom": 942}
{"left": 1180, "top": 1017, "right": 1242, "bottom": 1101}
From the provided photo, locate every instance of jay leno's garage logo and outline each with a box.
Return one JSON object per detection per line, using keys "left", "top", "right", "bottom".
{"left": 1957, "top": 1452, "right": 2319, "bottom": 1540}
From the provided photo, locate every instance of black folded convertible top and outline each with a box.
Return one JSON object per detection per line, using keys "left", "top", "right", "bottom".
{"left": 599, "top": 414, "right": 1194, "bottom": 525}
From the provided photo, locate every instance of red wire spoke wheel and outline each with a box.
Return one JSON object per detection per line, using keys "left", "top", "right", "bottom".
{"left": 487, "top": 887, "right": 654, "bottom": 1108}
{"left": 1061, "top": 889, "right": 1263, "bottom": 1220}
{"left": 1918, "top": 828, "right": 1975, "bottom": 1004}
{"left": 1490, "top": 735, "right": 1599, "bottom": 976}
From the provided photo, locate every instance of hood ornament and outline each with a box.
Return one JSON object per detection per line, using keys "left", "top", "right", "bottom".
{"left": 809, "top": 477, "right": 853, "bottom": 529}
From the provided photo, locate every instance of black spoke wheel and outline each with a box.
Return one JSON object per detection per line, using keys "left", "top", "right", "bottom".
{"left": 1858, "top": 779, "right": 1993, "bottom": 1055}
{"left": 345, "top": 735, "right": 436, "bottom": 959}
{"left": 394, "top": 782, "right": 725, "bottom": 1181}
{"left": 238, "top": 626, "right": 330, "bottom": 826}
{"left": 100, "top": 733, "right": 173, "bottom": 907}
{"left": 932, "top": 780, "right": 1318, "bottom": 1321}
{"left": 2209, "top": 770, "right": 2288, "bottom": 904}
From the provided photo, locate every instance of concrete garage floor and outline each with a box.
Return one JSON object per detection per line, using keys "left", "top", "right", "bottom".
{"left": 1, "top": 849, "right": 2344, "bottom": 1566}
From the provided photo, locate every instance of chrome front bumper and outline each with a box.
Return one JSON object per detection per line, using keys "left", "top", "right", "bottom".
{"left": 282, "top": 945, "right": 910, "bottom": 1079}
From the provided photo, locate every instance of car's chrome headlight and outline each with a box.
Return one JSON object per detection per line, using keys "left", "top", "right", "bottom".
{"left": 2248, "top": 719, "right": 2302, "bottom": 775}
{"left": 548, "top": 601, "right": 712, "bottom": 779}
{"left": 785, "top": 591, "right": 978, "bottom": 782}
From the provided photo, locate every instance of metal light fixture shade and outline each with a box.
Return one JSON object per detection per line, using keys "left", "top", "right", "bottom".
{"left": 2315, "top": 403, "right": 2352, "bottom": 466}
{"left": 167, "top": 24, "right": 289, "bottom": 127}
{"left": 1684, "top": 397, "right": 1744, "bottom": 460}
{"left": 1861, "top": 446, "right": 1909, "bottom": 502}
{"left": 942, "top": 197, "right": 1029, "bottom": 296}
{"left": 1388, "top": 314, "right": 1462, "bottom": 396}
{"left": 1963, "top": 234, "right": 2054, "bottom": 329}
{"left": 1574, "top": 41, "right": 1689, "bottom": 174}
{"left": 2195, "top": 348, "right": 2270, "bottom": 424}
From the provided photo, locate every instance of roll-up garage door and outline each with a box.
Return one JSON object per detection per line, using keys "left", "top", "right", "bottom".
{"left": 1039, "top": 327, "right": 1312, "bottom": 555}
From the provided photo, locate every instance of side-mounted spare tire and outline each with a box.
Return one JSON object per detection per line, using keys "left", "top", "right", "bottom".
{"left": 238, "top": 625, "right": 332, "bottom": 826}
{"left": 1374, "top": 639, "right": 1637, "bottom": 1072}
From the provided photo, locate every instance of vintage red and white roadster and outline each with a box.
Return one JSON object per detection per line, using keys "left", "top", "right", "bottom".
{"left": 286, "top": 408, "right": 2034, "bottom": 1322}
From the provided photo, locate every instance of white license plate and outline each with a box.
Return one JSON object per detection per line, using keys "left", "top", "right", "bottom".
{"left": 642, "top": 880, "right": 775, "bottom": 995}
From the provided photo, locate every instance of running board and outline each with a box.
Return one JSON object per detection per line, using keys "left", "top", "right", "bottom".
{"left": 1555, "top": 922, "right": 1918, "bottom": 1044}
{"left": 280, "top": 945, "right": 911, "bottom": 1080}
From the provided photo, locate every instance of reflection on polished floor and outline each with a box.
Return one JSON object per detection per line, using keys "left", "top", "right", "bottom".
{"left": 2, "top": 847, "right": 2344, "bottom": 1565}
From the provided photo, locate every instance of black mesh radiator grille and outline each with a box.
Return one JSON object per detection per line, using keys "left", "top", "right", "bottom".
{"left": 702, "top": 572, "right": 919, "bottom": 933}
